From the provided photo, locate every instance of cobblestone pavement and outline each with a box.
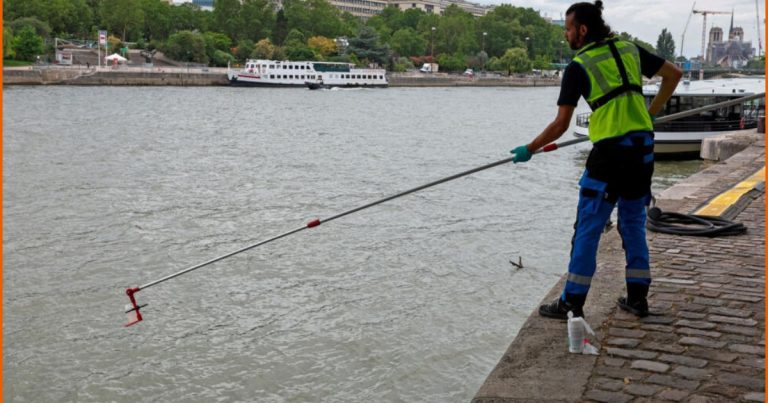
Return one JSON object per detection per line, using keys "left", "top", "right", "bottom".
{"left": 582, "top": 151, "right": 765, "bottom": 402}
{"left": 473, "top": 142, "right": 764, "bottom": 403}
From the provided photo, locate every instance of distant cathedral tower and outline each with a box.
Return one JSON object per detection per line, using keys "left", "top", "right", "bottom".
{"left": 728, "top": 11, "right": 745, "bottom": 42}
{"left": 710, "top": 27, "right": 723, "bottom": 43}
{"left": 705, "top": 9, "right": 754, "bottom": 67}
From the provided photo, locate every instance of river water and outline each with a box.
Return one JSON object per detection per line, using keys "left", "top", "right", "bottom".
{"left": 3, "top": 86, "right": 701, "bottom": 402}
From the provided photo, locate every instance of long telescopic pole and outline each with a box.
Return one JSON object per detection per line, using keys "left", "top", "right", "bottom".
{"left": 133, "top": 144, "right": 556, "bottom": 293}
{"left": 123, "top": 136, "right": 583, "bottom": 326}
{"left": 125, "top": 93, "right": 764, "bottom": 325}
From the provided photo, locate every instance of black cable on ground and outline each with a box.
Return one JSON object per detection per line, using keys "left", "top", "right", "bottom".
{"left": 646, "top": 207, "right": 747, "bottom": 237}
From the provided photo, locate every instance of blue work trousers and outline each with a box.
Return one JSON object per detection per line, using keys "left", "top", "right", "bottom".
{"left": 562, "top": 131, "right": 654, "bottom": 299}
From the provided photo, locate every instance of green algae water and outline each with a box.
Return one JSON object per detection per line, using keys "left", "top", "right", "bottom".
{"left": 4, "top": 86, "right": 701, "bottom": 402}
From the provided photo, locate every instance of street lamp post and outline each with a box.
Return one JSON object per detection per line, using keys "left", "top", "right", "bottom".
{"left": 430, "top": 26, "right": 436, "bottom": 62}
{"left": 525, "top": 36, "right": 530, "bottom": 57}
{"left": 482, "top": 31, "right": 487, "bottom": 71}
{"left": 560, "top": 40, "right": 564, "bottom": 64}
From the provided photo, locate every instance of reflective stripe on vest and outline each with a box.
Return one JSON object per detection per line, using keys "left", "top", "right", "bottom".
{"left": 574, "top": 39, "right": 653, "bottom": 142}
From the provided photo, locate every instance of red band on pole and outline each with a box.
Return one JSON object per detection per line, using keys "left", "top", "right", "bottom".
{"left": 307, "top": 219, "right": 321, "bottom": 228}
{"left": 542, "top": 143, "right": 558, "bottom": 152}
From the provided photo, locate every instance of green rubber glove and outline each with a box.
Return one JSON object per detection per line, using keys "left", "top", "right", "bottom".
{"left": 511, "top": 145, "right": 532, "bottom": 163}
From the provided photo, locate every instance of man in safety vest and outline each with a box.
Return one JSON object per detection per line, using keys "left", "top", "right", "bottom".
{"left": 511, "top": 0, "right": 682, "bottom": 319}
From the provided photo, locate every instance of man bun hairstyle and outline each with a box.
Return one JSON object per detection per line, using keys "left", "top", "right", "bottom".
{"left": 566, "top": 1, "right": 612, "bottom": 43}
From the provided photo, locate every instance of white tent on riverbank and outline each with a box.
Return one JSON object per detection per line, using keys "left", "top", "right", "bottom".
{"left": 105, "top": 53, "right": 127, "bottom": 64}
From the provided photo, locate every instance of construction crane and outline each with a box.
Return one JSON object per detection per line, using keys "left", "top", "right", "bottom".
{"left": 693, "top": 8, "right": 732, "bottom": 79}
{"left": 680, "top": 2, "right": 696, "bottom": 60}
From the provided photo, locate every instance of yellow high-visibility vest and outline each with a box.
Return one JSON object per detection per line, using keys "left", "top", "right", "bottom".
{"left": 573, "top": 38, "right": 653, "bottom": 142}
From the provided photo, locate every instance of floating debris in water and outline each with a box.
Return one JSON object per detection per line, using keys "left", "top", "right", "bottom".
{"left": 509, "top": 256, "right": 524, "bottom": 269}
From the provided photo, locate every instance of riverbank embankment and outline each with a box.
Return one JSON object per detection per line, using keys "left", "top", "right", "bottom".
{"left": 474, "top": 130, "right": 765, "bottom": 402}
{"left": 2, "top": 66, "right": 560, "bottom": 87}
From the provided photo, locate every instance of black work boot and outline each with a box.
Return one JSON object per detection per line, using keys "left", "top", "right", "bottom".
{"left": 539, "top": 293, "right": 585, "bottom": 320}
{"left": 617, "top": 283, "right": 649, "bottom": 317}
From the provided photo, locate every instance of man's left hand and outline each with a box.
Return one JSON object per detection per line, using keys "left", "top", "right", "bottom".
{"left": 511, "top": 145, "right": 532, "bottom": 163}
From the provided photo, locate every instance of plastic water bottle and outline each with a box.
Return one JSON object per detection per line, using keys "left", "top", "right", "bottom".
{"left": 567, "top": 311, "right": 585, "bottom": 353}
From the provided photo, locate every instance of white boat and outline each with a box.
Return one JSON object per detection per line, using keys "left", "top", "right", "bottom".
{"left": 227, "top": 59, "right": 388, "bottom": 88}
{"left": 573, "top": 77, "right": 765, "bottom": 158}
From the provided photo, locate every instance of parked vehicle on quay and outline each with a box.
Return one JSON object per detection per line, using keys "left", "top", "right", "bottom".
{"left": 419, "top": 63, "right": 439, "bottom": 73}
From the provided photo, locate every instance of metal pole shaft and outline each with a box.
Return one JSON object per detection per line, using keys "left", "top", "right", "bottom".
{"left": 700, "top": 13, "right": 706, "bottom": 80}
{"left": 319, "top": 156, "right": 517, "bottom": 225}
{"left": 139, "top": 226, "right": 308, "bottom": 290}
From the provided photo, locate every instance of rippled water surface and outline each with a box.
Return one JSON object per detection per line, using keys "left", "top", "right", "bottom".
{"left": 4, "top": 86, "right": 700, "bottom": 402}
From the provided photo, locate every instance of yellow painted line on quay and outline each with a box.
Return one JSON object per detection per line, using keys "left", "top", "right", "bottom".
{"left": 694, "top": 167, "right": 765, "bottom": 217}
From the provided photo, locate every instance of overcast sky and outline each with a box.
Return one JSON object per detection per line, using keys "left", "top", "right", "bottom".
{"left": 476, "top": 0, "right": 765, "bottom": 58}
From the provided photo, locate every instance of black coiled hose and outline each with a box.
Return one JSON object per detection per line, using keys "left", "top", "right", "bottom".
{"left": 646, "top": 207, "right": 747, "bottom": 237}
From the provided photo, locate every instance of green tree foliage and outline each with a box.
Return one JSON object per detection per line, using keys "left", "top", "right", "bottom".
{"left": 3, "top": 0, "right": 40, "bottom": 21}
{"left": 4, "top": 0, "right": 607, "bottom": 70}
{"left": 12, "top": 26, "right": 45, "bottom": 61}
{"left": 273, "top": 9, "right": 289, "bottom": 45}
{"left": 140, "top": 0, "right": 172, "bottom": 42}
{"left": 532, "top": 55, "right": 550, "bottom": 70}
{"left": 212, "top": 0, "right": 241, "bottom": 40}
{"left": 4, "top": 27, "right": 16, "bottom": 59}
{"left": 283, "top": 28, "right": 314, "bottom": 60}
{"left": 478, "top": 6, "right": 533, "bottom": 58}
{"left": 655, "top": 28, "right": 675, "bottom": 61}
{"left": 169, "top": 3, "right": 211, "bottom": 33}
{"left": 346, "top": 26, "right": 389, "bottom": 66}
{"left": 5, "top": 0, "right": 91, "bottom": 36}
{"left": 9, "top": 17, "right": 51, "bottom": 38}
{"left": 252, "top": 38, "right": 276, "bottom": 59}
{"left": 212, "top": 49, "right": 235, "bottom": 66}
{"left": 203, "top": 31, "right": 233, "bottom": 63}
{"left": 497, "top": 47, "right": 530, "bottom": 74}
{"left": 746, "top": 56, "right": 765, "bottom": 70}
{"left": 617, "top": 32, "right": 655, "bottom": 53}
{"left": 389, "top": 27, "right": 426, "bottom": 57}
{"left": 307, "top": 36, "right": 337, "bottom": 58}
{"left": 235, "top": 39, "right": 255, "bottom": 61}
{"left": 164, "top": 30, "right": 208, "bottom": 63}
{"left": 240, "top": 0, "right": 274, "bottom": 42}
{"left": 99, "top": 0, "right": 145, "bottom": 41}
{"left": 391, "top": 56, "right": 414, "bottom": 72}
{"left": 436, "top": 52, "right": 466, "bottom": 71}
{"left": 435, "top": 5, "right": 477, "bottom": 56}
{"left": 282, "top": 0, "right": 345, "bottom": 40}
{"left": 50, "top": 0, "right": 92, "bottom": 36}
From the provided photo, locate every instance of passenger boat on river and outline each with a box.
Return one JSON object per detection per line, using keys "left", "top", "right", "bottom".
{"left": 227, "top": 59, "right": 388, "bottom": 88}
{"left": 573, "top": 77, "right": 765, "bottom": 158}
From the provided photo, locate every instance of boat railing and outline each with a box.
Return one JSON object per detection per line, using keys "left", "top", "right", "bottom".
{"left": 576, "top": 112, "right": 590, "bottom": 128}
{"left": 653, "top": 118, "right": 756, "bottom": 132}
{"left": 575, "top": 92, "right": 765, "bottom": 132}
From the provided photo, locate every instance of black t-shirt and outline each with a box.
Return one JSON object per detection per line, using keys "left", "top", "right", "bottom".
{"left": 557, "top": 44, "right": 666, "bottom": 106}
